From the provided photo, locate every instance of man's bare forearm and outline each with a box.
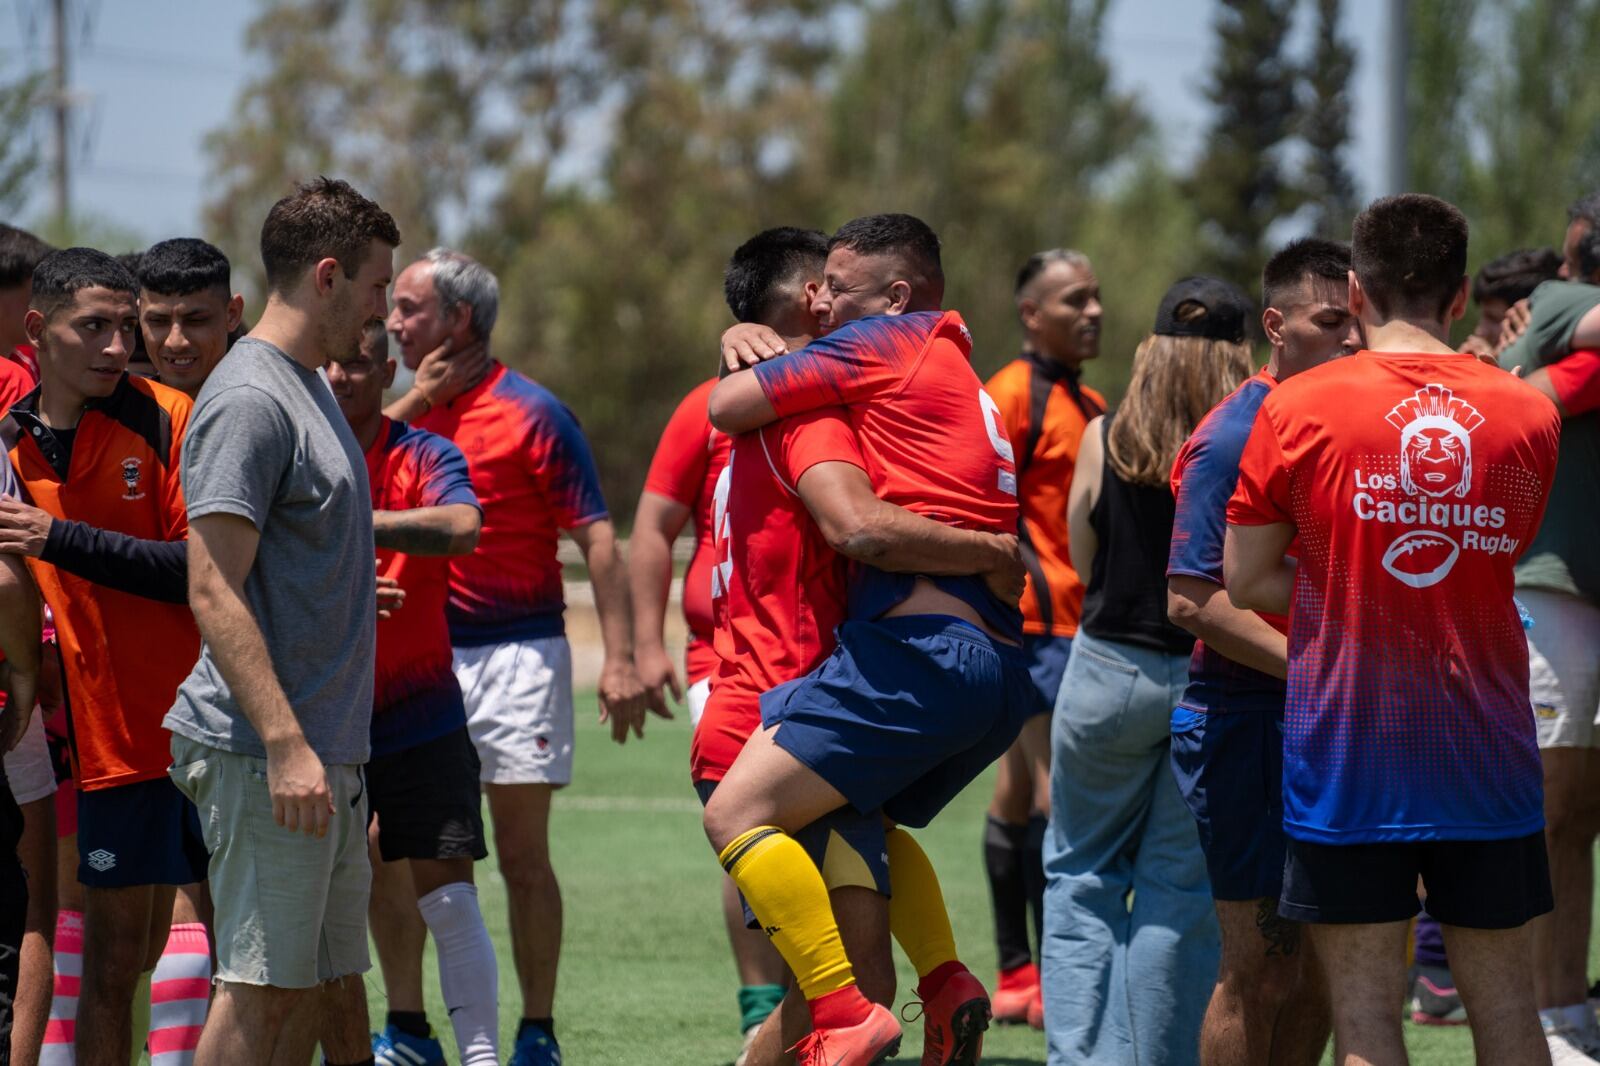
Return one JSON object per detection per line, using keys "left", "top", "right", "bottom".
{"left": 372, "top": 505, "right": 480, "bottom": 557}
{"left": 190, "top": 568, "right": 304, "bottom": 749}
{"left": 627, "top": 526, "right": 675, "bottom": 657}
{"left": 582, "top": 527, "right": 636, "bottom": 661}
{"left": 1168, "top": 576, "right": 1287, "bottom": 679}
{"left": 828, "top": 497, "right": 1004, "bottom": 576}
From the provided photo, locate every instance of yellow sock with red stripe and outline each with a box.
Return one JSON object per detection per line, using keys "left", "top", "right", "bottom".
{"left": 719, "top": 825, "right": 868, "bottom": 1026}
{"left": 885, "top": 827, "right": 964, "bottom": 996}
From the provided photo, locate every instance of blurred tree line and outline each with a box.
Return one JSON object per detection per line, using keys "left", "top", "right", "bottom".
{"left": 5, "top": 0, "right": 1592, "bottom": 512}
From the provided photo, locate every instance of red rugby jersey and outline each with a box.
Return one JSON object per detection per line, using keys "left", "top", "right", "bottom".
{"left": 642, "top": 378, "right": 731, "bottom": 683}
{"left": 692, "top": 408, "right": 862, "bottom": 784}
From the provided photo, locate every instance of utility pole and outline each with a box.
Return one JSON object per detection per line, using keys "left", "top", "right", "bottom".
{"left": 1385, "top": 0, "right": 1407, "bottom": 193}
{"left": 49, "top": 0, "right": 69, "bottom": 222}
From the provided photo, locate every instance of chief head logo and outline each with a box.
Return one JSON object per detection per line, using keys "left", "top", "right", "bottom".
{"left": 119, "top": 457, "right": 144, "bottom": 500}
{"left": 1384, "top": 384, "right": 1484, "bottom": 499}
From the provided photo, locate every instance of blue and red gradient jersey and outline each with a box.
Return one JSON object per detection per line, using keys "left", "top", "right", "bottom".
{"left": 1228, "top": 352, "right": 1561, "bottom": 844}
{"left": 367, "top": 417, "right": 481, "bottom": 757}
{"left": 751, "top": 311, "right": 1023, "bottom": 639}
{"left": 1168, "top": 369, "right": 1288, "bottom": 712}
{"left": 417, "top": 363, "right": 609, "bottom": 646}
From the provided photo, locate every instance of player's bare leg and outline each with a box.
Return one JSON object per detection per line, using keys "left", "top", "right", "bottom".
{"left": 486, "top": 782, "right": 561, "bottom": 1019}
{"left": 1531, "top": 748, "right": 1600, "bottom": 1015}
{"left": 1441, "top": 922, "right": 1549, "bottom": 1066}
{"left": 11, "top": 794, "right": 55, "bottom": 1066}
{"left": 367, "top": 828, "right": 428, "bottom": 1014}
{"left": 1202, "top": 899, "right": 1328, "bottom": 1066}
{"left": 1307, "top": 921, "right": 1408, "bottom": 1066}
{"left": 196, "top": 983, "right": 304, "bottom": 1065}
{"left": 75, "top": 882, "right": 173, "bottom": 1065}
{"left": 704, "top": 725, "right": 851, "bottom": 849}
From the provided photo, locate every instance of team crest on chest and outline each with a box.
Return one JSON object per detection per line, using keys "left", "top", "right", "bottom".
{"left": 120, "top": 456, "right": 145, "bottom": 500}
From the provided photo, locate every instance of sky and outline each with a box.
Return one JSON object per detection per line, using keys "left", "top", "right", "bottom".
{"left": 7, "top": 0, "right": 1398, "bottom": 244}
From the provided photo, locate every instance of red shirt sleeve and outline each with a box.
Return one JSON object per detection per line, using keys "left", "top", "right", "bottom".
{"left": 1226, "top": 405, "right": 1293, "bottom": 527}
{"left": 775, "top": 408, "right": 866, "bottom": 483}
{"left": 643, "top": 380, "right": 714, "bottom": 506}
{"left": 1544, "top": 348, "right": 1600, "bottom": 416}
{"left": 0, "top": 358, "right": 32, "bottom": 414}
{"left": 752, "top": 316, "right": 920, "bottom": 418}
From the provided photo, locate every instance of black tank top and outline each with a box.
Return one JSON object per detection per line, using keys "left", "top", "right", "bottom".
{"left": 1079, "top": 417, "right": 1195, "bottom": 654}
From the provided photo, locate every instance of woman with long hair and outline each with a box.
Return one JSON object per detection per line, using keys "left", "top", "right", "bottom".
{"left": 1040, "top": 277, "right": 1255, "bottom": 1066}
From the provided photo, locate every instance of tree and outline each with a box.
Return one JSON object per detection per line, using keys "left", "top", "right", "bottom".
{"left": 0, "top": 68, "right": 43, "bottom": 218}
{"left": 1299, "top": 0, "right": 1357, "bottom": 236}
{"left": 1190, "top": 0, "right": 1301, "bottom": 289}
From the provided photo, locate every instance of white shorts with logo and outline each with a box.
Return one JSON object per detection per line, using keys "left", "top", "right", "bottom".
{"left": 1524, "top": 588, "right": 1600, "bottom": 749}
{"left": 453, "top": 636, "right": 575, "bottom": 786}
{"left": 5, "top": 712, "right": 56, "bottom": 805}
{"left": 687, "top": 677, "right": 711, "bottom": 730}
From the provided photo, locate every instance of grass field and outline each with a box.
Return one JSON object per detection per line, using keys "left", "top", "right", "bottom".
{"left": 370, "top": 691, "right": 1493, "bottom": 1064}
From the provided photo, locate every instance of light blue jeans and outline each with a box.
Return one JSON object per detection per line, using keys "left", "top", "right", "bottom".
{"left": 1041, "top": 630, "right": 1220, "bottom": 1066}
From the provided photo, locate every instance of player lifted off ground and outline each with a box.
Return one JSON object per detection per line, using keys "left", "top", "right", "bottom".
{"left": 1226, "top": 194, "right": 1561, "bottom": 1066}
{"left": 6, "top": 249, "right": 206, "bottom": 1066}
{"left": 381, "top": 247, "right": 654, "bottom": 1066}
{"left": 326, "top": 323, "right": 497, "bottom": 1065}
{"left": 1167, "top": 239, "right": 1358, "bottom": 1066}
{"left": 166, "top": 177, "right": 397, "bottom": 1064}
{"left": 979, "top": 249, "right": 1105, "bottom": 1028}
{"left": 706, "top": 214, "right": 1038, "bottom": 1066}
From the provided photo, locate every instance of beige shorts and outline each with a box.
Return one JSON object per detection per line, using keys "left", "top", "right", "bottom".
{"left": 453, "top": 636, "right": 575, "bottom": 786}
{"left": 169, "top": 735, "right": 370, "bottom": 988}
{"left": 1524, "top": 589, "right": 1600, "bottom": 749}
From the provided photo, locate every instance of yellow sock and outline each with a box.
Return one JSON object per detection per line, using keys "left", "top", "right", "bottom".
{"left": 719, "top": 826, "right": 856, "bottom": 1000}
{"left": 885, "top": 827, "right": 959, "bottom": 979}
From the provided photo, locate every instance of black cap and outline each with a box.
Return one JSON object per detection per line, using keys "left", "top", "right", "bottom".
{"left": 1152, "top": 275, "right": 1254, "bottom": 343}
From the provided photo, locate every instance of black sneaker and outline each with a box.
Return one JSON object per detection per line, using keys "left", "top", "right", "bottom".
{"left": 1409, "top": 963, "right": 1467, "bottom": 1026}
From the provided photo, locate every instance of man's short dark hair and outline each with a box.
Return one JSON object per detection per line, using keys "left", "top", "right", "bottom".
{"left": 723, "top": 227, "right": 829, "bottom": 324}
{"left": 30, "top": 247, "right": 139, "bottom": 322}
{"left": 1262, "top": 237, "right": 1351, "bottom": 309}
{"left": 0, "top": 224, "right": 54, "bottom": 290}
{"left": 1472, "top": 247, "right": 1562, "bottom": 306}
{"left": 828, "top": 213, "right": 944, "bottom": 289}
{"left": 1351, "top": 194, "right": 1469, "bottom": 321}
{"left": 259, "top": 177, "right": 400, "bottom": 293}
{"left": 1567, "top": 192, "right": 1600, "bottom": 281}
{"left": 138, "top": 238, "right": 232, "bottom": 297}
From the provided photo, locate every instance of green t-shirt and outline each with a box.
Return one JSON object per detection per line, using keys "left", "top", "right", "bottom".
{"left": 1501, "top": 280, "right": 1600, "bottom": 601}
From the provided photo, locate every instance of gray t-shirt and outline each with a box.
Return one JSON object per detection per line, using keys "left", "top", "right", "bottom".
{"left": 165, "top": 338, "right": 376, "bottom": 765}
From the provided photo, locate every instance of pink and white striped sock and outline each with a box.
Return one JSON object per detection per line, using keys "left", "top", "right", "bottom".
{"left": 39, "top": 909, "right": 80, "bottom": 1066}
{"left": 148, "top": 923, "right": 210, "bottom": 1066}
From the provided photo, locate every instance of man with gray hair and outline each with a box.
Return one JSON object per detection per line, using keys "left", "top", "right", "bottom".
{"left": 379, "top": 248, "right": 651, "bottom": 1066}
{"left": 976, "top": 249, "right": 1105, "bottom": 1026}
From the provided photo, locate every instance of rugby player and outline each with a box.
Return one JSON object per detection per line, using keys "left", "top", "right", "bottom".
{"left": 0, "top": 224, "right": 51, "bottom": 385}
{"left": 327, "top": 323, "right": 496, "bottom": 1065}
{"left": 382, "top": 248, "right": 652, "bottom": 1066}
{"left": 136, "top": 238, "right": 245, "bottom": 397}
{"left": 980, "top": 249, "right": 1105, "bottom": 1026}
{"left": 705, "top": 214, "right": 1037, "bottom": 1065}
{"left": 1166, "top": 238, "right": 1358, "bottom": 1065}
{"left": 1226, "top": 194, "right": 1561, "bottom": 1065}
{"left": 5, "top": 249, "right": 205, "bottom": 1066}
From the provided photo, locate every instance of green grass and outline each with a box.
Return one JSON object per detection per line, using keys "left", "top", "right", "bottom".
{"left": 366, "top": 692, "right": 1508, "bottom": 1064}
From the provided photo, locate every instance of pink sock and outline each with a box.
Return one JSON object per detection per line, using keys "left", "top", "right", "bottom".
{"left": 148, "top": 923, "right": 210, "bottom": 1066}
{"left": 39, "top": 909, "right": 80, "bottom": 1066}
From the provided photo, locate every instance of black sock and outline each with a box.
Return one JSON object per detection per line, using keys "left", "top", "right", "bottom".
{"left": 518, "top": 1016, "right": 556, "bottom": 1041}
{"left": 386, "top": 1010, "right": 432, "bottom": 1040}
{"left": 1023, "top": 814, "right": 1048, "bottom": 964}
{"left": 984, "top": 814, "right": 1033, "bottom": 972}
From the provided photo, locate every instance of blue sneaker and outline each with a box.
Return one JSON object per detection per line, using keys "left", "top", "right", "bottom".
{"left": 509, "top": 1025, "right": 563, "bottom": 1066}
{"left": 372, "top": 1024, "right": 446, "bottom": 1066}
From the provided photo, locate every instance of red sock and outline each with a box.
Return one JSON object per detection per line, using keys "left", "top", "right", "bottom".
{"left": 808, "top": 985, "right": 874, "bottom": 1030}
{"left": 917, "top": 960, "right": 968, "bottom": 1001}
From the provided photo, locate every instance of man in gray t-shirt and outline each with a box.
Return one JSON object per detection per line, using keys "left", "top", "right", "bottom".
{"left": 164, "top": 177, "right": 399, "bottom": 1060}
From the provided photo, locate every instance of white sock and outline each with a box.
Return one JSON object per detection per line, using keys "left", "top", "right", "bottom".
{"left": 417, "top": 882, "right": 498, "bottom": 1065}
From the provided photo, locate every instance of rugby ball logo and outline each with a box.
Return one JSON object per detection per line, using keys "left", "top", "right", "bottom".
{"left": 1381, "top": 530, "right": 1460, "bottom": 588}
